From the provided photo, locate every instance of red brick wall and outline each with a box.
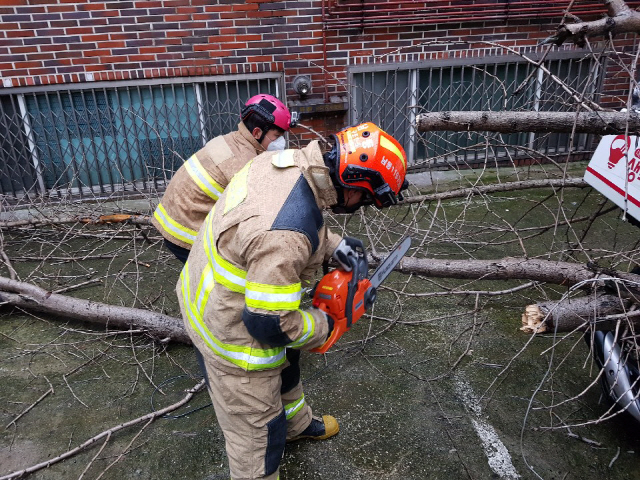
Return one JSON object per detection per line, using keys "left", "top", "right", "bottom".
{"left": 0, "top": 0, "right": 636, "bottom": 139}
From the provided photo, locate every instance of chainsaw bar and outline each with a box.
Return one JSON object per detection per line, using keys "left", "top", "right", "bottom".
{"left": 368, "top": 236, "right": 411, "bottom": 289}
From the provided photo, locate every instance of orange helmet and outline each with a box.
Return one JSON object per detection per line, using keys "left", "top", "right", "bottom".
{"left": 330, "top": 123, "right": 408, "bottom": 209}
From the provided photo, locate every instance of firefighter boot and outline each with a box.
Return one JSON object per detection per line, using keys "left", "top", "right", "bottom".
{"left": 289, "top": 415, "right": 339, "bottom": 442}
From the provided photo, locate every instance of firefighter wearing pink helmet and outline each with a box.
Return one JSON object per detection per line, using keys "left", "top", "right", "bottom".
{"left": 152, "top": 94, "right": 292, "bottom": 263}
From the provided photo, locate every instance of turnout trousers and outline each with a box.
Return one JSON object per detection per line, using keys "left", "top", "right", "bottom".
{"left": 195, "top": 348, "right": 312, "bottom": 480}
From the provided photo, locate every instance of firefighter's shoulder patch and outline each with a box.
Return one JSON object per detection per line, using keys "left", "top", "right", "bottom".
{"left": 206, "top": 135, "right": 234, "bottom": 166}
{"left": 224, "top": 159, "right": 253, "bottom": 214}
{"left": 271, "top": 149, "right": 296, "bottom": 168}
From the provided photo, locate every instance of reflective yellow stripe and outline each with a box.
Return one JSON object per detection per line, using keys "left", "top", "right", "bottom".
{"left": 184, "top": 154, "right": 225, "bottom": 201}
{"left": 271, "top": 149, "right": 295, "bottom": 168}
{"left": 211, "top": 244, "right": 247, "bottom": 294}
{"left": 285, "top": 393, "right": 305, "bottom": 420}
{"left": 380, "top": 135, "right": 406, "bottom": 169}
{"left": 190, "top": 204, "right": 312, "bottom": 368}
{"left": 287, "top": 309, "right": 316, "bottom": 348}
{"left": 180, "top": 262, "right": 286, "bottom": 371}
{"left": 245, "top": 281, "right": 301, "bottom": 311}
{"left": 224, "top": 159, "right": 252, "bottom": 214}
{"left": 194, "top": 263, "right": 214, "bottom": 317}
{"left": 153, "top": 203, "right": 197, "bottom": 245}
{"left": 204, "top": 210, "right": 218, "bottom": 274}
{"left": 202, "top": 210, "right": 247, "bottom": 294}
{"left": 203, "top": 216, "right": 304, "bottom": 311}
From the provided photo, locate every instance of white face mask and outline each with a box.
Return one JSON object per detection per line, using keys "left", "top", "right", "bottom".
{"left": 267, "top": 136, "right": 286, "bottom": 151}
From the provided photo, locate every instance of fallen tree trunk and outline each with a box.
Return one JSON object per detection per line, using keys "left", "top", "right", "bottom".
{"left": 392, "top": 256, "right": 622, "bottom": 288}
{"left": 2, "top": 256, "right": 639, "bottom": 342}
{"left": 0, "top": 276, "right": 190, "bottom": 344}
{"left": 415, "top": 111, "right": 640, "bottom": 134}
{"left": 521, "top": 294, "right": 636, "bottom": 333}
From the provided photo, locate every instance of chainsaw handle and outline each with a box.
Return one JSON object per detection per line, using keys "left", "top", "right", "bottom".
{"left": 311, "top": 310, "right": 348, "bottom": 354}
{"left": 344, "top": 255, "right": 359, "bottom": 328}
{"left": 310, "top": 278, "right": 374, "bottom": 354}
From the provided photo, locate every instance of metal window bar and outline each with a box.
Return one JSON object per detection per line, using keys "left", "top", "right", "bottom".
{"left": 0, "top": 73, "right": 283, "bottom": 201}
{"left": 0, "top": 96, "right": 38, "bottom": 199}
{"left": 350, "top": 52, "right": 604, "bottom": 171}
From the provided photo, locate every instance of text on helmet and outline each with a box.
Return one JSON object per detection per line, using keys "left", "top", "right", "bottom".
{"left": 381, "top": 156, "right": 403, "bottom": 191}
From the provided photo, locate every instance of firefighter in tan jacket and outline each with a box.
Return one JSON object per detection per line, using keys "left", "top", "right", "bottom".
{"left": 177, "top": 123, "right": 408, "bottom": 480}
{"left": 152, "top": 94, "right": 292, "bottom": 263}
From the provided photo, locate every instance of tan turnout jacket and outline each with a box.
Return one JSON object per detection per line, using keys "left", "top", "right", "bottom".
{"left": 152, "top": 122, "right": 264, "bottom": 249}
{"left": 177, "top": 141, "right": 342, "bottom": 375}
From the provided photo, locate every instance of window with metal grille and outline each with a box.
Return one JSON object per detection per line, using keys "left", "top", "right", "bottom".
{"left": 200, "top": 77, "right": 282, "bottom": 139}
{"left": 0, "top": 95, "right": 38, "bottom": 198}
{"left": 350, "top": 52, "right": 604, "bottom": 170}
{"left": 26, "top": 90, "right": 113, "bottom": 190}
{"left": 0, "top": 73, "right": 283, "bottom": 200}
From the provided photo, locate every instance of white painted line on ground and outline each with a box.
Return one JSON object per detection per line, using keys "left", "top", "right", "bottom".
{"left": 454, "top": 376, "right": 520, "bottom": 479}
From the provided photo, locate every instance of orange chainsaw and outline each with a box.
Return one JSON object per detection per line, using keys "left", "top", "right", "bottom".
{"left": 311, "top": 236, "right": 412, "bottom": 353}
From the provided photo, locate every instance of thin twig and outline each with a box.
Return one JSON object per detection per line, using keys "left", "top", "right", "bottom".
{"left": 77, "top": 431, "right": 111, "bottom": 480}
{"left": 0, "top": 250, "right": 17, "bottom": 281}
{"left": 608, "top": 446, "right": 621, "bottom": 468}
{"left": 93, "top": 418, "right": 154, "bottom": 480}
{"left": 0, "top": 380, "right": 205, "bottom": 480}
{"left": 5, "top": 376, "right": 54, "bottom": 429}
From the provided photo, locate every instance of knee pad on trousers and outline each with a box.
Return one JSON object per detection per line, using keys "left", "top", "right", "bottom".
{"left": 265, "top": 410, "right": 287, "bottom": 476}
{"left": 281, "top": 349, "right": 300, "bottom": 394}
{"left": 193, "top": 347, "right": 210, "bottom": 390}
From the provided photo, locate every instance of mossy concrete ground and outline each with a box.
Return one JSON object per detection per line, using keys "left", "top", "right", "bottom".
{"left": 2, "top": 164, "right": 640, "bottom": 480}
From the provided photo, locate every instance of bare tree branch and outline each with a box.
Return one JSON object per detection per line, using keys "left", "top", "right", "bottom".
{"left": 416, "top": 111, "right": 640, "bottom": 134}
{"left": 544, "top": 0, "right": 640, "bottom": 46}
{"left": 0, "top": 380, "right": 206, "bottom": 480}
{"left": 0, "top": 214, "right": 152, "bottom": 229}
{"left": 402, "top": 178, "right": 588, "bottom": 204}
{"left": 0, "top": 276, "right": 189, "bottom": 344}
{"left": 521, "top": 293, "right": 633, "bottom": 333}
{"left": 389, "top": 256, "right": 640, "bottom": 290}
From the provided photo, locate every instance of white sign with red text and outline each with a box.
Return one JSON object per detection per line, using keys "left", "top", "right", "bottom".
{"left": 584, "top": 134, "right": 640, "bottom": 220}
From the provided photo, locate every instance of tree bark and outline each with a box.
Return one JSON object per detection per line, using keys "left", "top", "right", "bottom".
{"left": 394, "top": 256, "right": 590, "bottom": 285}
{"left": 521, "top": 294, "right": 635, "bottom": 333}
{"left": 415, "top": 111, "right": 640, "bottom": 134}
{"left": 0, "top": 276, "right": 190, "bottom": 344}
{"left": 388, "top": 256, "right": 640, "bottom": 292}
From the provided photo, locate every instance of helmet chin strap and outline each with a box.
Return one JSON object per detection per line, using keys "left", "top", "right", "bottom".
{"left": 252, "top": 126, "right": 269, "bottom": 144}
{"left": 322, "top": 143, "right": 339, "bottom": 179}
{"left": 323, "top": 142, "right": 371, "bottom": 214}
{"left": 323, "top": 146, "right": 354, "bottom": 214}
{"left": 331, "top": 187, "right": 364, "bottom": 214}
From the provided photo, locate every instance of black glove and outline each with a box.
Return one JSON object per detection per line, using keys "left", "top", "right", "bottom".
{"left": 331, "top": 236, "right": 364, "bottom": 272}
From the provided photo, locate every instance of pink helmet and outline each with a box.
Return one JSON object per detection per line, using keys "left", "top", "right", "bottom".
{"left": 242, "top": 94, "right": 291, "bottom": 131}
